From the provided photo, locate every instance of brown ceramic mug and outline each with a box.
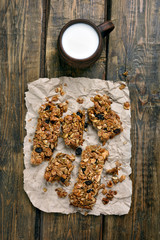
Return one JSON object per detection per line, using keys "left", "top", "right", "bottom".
{"left": 58, "top": 19, "right": 114, "bottom": 68}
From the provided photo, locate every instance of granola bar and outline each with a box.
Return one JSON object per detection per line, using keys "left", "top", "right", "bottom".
{"left": 62, "top": 110, "right": 85, "bottom": 149}
{"left": 88, "top": 95, "right": 123, "bottom": 145}
{"left": 69, "top": 145, "right": 109, "bottom": 209}
{"left": 44, "top": 153, "right": 75, "bottom": 186}
{"left": 31, "top": 102, "right": 65, "bottom": 165}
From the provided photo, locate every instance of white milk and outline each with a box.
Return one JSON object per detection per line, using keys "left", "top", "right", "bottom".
{"left": 62, "top": 23, "right": 99, "bottom": 59}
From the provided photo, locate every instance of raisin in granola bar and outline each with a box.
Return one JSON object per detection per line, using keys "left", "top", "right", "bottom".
{"left": 88, "top": 95, "right": 123, "bottom": 145}
{"left": 62, "top": 110, "right": 85, "bottom": 149}
{"left": 69, "top": 145, "right": 109, "bottom": 209}
{"left": 31, "top": 102, "right": 65, "bottom": 165}
{"left": 44, "top": 153, "right": 75, "bottom": 186}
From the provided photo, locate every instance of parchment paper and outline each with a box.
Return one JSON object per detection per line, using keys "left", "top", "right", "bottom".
{"left": 23, "top": 77, "right": 132, "bottom": 215}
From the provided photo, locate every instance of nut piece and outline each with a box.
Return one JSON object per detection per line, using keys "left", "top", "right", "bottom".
{"left": 119, "top": 175, "right": 126, "bottom": 182}
{"left": 88, "top": 94, "right": 123, "bottom": 145}
{"left": 106, "top": 162, "right": 121, "bottom": 176}
{"left": 123, "top": 102, "right": 130, "bottom": 110}
{"left": 55, "top": 84, "right": 65, "bottom": 96}
{"left": 119, "top": 84, "right": 126, "bottom": 90}
{"left": 55, "top": 188, "right": 67, "bottom": 198}
{"left": 107, "top": 180, "right": 113, "bottom": 188}
{"left": 44, "top": 153, "right": 75, "bottom": 186}
{"left": 62, "top": 110, "right": 85, "bottom": 149}
{"left": 69, "top": 145, "right": 109, "bottom": 209}
{"left": 51, "top": 95, "right": 59, "bottom": 102}
{"left": 77, "top": 97, "right": 84, "bottom": 104}
{"left": 30, "top": 101, "right": 66, "bottom": 165}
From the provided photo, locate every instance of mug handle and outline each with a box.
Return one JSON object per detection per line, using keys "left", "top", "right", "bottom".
{"left": 98, "top": 21, "right": 115, "bottom": 38}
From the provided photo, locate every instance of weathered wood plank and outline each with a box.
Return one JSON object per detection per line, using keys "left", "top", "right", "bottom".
{"left": 0, "top": 1, "right": 43, "bottom": 239}
{"left": 104, "top": 0, "right": 160, "bottom": 239}
{"left": 46, "top": 0, "right": 106, "bottom": 79}
{"left": 43, "top": 1, "right": 106, "bottom": 239}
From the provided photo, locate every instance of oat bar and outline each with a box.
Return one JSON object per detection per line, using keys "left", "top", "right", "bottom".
{"left": 69, "top": 145, "right": 109, "bottom": 209}
{"left": 62, "top": 110, "right": 85, "bottom": 149}
{"left": 88, "top": 95, "right": 123, "bottom": 145}
{"left": 44, "top": 153, "right": 75, "bottom": 186}
{"left": 31, "top": 102, "right": 64, "bottom": 165}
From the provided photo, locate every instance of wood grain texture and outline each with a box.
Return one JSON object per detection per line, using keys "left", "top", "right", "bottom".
{"left": 0, "top": 1, "right": 43, "bottom": 239}
{"left": 46, "top": 0, "right": 106, "bottom": 79}
{"left": 104, "top": 0, "right": 160, "bottom": 239}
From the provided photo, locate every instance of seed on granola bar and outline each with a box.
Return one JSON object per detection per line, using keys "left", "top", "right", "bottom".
{"left": 44, "top": 153, "right": 75, "bottom": 186}
{"left": 75, "top": 147, "right": 82, "bottom": 156}
{"left": 62, "top": 110, "right": 85, "bottom": 149}
{"left": 69, "top": 145, "right": 109, "bottom": 209}
{"left": 88, "top": 94, "right": 123, "bottom": 145}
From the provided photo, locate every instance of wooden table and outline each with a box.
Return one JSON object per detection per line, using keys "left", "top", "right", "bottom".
{"left": 0, "top": 0, "right": 159, "bottom": 239}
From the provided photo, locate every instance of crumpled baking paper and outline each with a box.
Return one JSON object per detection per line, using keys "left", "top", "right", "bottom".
{"left": 23, "top": 77, "right": 132, "bottom": 215}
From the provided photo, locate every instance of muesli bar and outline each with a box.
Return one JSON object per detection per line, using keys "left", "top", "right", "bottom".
{"left": 31, "top": 101, "right": 67, "bottom": 165}
{"left": 88, "top": 95, "right": 123, "bottom": 145}
{"left": 69, "top": 145, "right": 109, "bottom": 209}
{"left": 44, "top": 153, "right": 75, "bottom": 186}
{"left": 62, "top": 110, "right": 85, "bottom": 149}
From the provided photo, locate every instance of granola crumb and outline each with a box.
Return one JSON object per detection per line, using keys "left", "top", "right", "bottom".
{"left": 84, "top": 212, "right": 88, "bottom": 216}
{"left": 119, "top": 84, "right": 126, "bottom": 90}
{"left": 107, "top": 180, "right": 113, "bottom": 188}
{"left": 98, "top": 184, "right": 105, "bottom": 190}
{"left": 43, "top": 188, "right": 47, "bottom": 192}
{"left": 64, "top": 83, "right": 67, "bottom": 86}
{"left": 119, "top": 175, "right": 126, "bottom": 182}
{"left": 77, "top": 97, "right": 84, "bottom": 104}
{"left": 51, "top": 95, "right": 59, "bottom": 102}
{"left": 29, "top": 138, "right": 32, "bottom": 143}
{"left": 122, "top": 71, "right": 128, "bottom": 77}
{"left": 102, "top": 197, "right": 109, "bottom": 205}
{"left": 28, "top": 118, "right": 32, "bottom": 122}
{"left": 123, "top": 102, "right": 130, "bottom": 110}
{"left": 55, "top": 188, "right": 67, "bottom": 198}
{"left": 102, "top": 189, "right": 108, "bottom": 195}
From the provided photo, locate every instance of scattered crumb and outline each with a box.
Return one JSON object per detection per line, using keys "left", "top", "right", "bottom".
{"left": 98, "top": 184, "right": 105, "bottom": 190}
{"left": 51, "top": 94, "right": 59, "bottom": 102}
{"left": 102, "top": 189, "right": 108, "bottom": 195}
{"left": 28, "top": 118, "right": 32, "bottom": 122}
{"left": 112, "top": 176, "right": 119, "bottom": 184}
{"left": 64, "top": 83, "right": 67, "bottom": 86}
{"left": 45, "top": 97, "right": 49, "bottom": 102}
{"left": 119, "top": 175, "right": 126, "bottom": 182}
{"left": 123, "top": 141, "right": 127, "bottom": 145}
{"left": 84, "top": 212, "right": 88, "bottom": 216}
{"left": 77, "top": 97, "right": 84, "bottom": 104}
{"left": 29, "top": 138, "right": 32, "bottom": 143}
{"left": 43, "top": 188, "right": 47, "bottom": 192}
{"left": 122, "top": 71, "right": 128, "bottom": 77}
{"left": 102, "top": 198, "right": 109, "bottom": 205}
{"left": 119, "top": 84, "right": 126, "bottom": 90}
{"left": 55, "top": 84, "right": 66, "bottom": 96}
{"left": 107, "top": 180, "right": 113, "bottom": 188}
{"left": 123, "top": 102, "right": 130, "bottom": 110}
{"left": 55, "top": 188, "right": 67, "bottom": 198}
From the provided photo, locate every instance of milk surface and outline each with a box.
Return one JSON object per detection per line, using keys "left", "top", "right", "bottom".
{"left": 62, "top": 23, "right": 99, "bottom": 59}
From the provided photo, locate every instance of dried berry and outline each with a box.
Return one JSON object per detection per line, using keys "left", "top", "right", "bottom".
{"left": 76, "top": 111, "right": 83, "bottom": 118}
{"left": 84, "top": 122, "right": 88, "bottom": 128}
{"left": 87, "top": 189, "right": 93, "bottom": 193}
{"left": 82, "top": 167, "right": 86, "bottom": 173}
{"left": 50, "top": 120, "right": 56, "bottom": 124}
{"left": 45, "top": 105, "right": 51, "bottom": 111}
{"left": 75, "top": 147, "right": 82, "bottom": 156}
{"left": 113, "top": 128, "right": 121, "bottom": 134}
{"left": 35, "top": 147, "right": 43, "bottom": 153}
{"left": 85, "top": 180, "right": 92, "bottom": 185}
{"left": 95, "top": 113, "right": 104, "bottom": 120}
{"left": 45, "top": 119, "right": 50, "bottom": 124}
{"left": 60, "top": 177, "right": 65, "bottom": 183}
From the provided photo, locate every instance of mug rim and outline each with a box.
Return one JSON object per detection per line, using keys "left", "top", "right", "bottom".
{"left": 58, "top": 19, "right": 102, "bottom": 63}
